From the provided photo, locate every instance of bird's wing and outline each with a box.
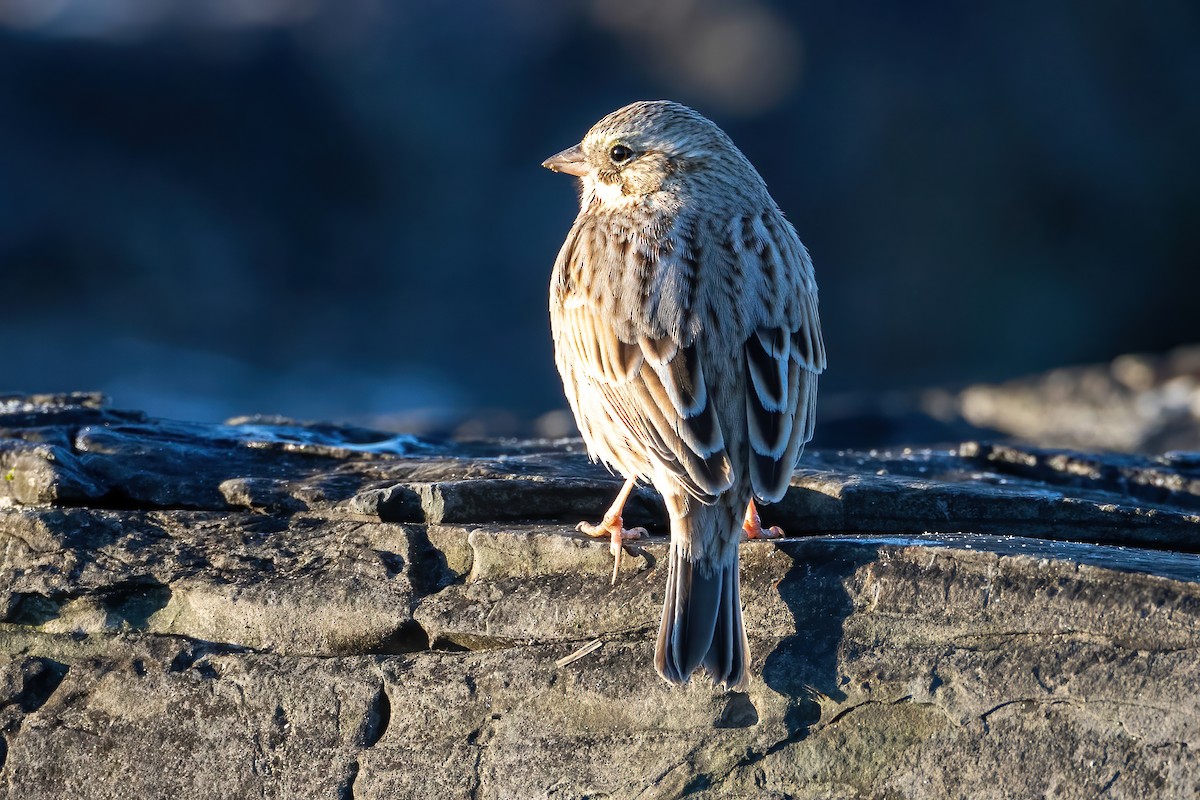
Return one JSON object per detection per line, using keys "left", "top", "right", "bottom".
{"left": 551, "top": 222, "right": 734, "bottom": 501}
{"left": 555, "top": 296, "right": 734, "bottom": 501}
{"left": 736, "top": 211, "right": 826, "bottom": 503}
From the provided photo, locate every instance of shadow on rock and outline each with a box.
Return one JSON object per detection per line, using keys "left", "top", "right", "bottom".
{"left": 762, "top": 540, "right": 879, "bottom": 741}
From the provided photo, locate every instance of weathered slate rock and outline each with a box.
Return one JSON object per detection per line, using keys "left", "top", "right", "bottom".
{"left": 2, "top": 393, "right": 1200, "bottom": 798}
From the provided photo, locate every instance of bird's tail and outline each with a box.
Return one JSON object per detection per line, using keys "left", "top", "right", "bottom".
{"left": 654, "top": 500, "right": 748, "bottom": 691}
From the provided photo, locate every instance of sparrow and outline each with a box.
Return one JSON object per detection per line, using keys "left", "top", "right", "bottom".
{"left": 543, "top": 100, "right": 824, "bottom": 689}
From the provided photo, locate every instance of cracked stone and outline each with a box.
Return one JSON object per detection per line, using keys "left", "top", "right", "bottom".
{"left": 1, "top": 392, "right": 1200, "bottom": 798}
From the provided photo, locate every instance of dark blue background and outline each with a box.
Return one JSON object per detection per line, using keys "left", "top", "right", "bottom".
{"left": 2, "top": 1, "right": 1196, "bottom": 434}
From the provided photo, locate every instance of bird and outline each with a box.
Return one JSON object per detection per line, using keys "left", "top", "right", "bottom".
{"left": 542, "top": 100, "right": 825, "bottom": 690}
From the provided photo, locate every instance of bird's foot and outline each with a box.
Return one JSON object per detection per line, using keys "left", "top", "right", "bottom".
{"left": 577, "top": 517, "right": 647, "bottom": 585}
{"left": 742, "top": 498, "right": 785, "bottom": 540}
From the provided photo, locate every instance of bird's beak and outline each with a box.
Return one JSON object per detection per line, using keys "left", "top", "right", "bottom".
{"left": 542, "top": 144, "right": 588, "bottom": 177}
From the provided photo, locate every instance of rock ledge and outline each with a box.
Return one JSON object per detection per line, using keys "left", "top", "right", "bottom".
{"left": 2, "top": 394, "right": 1199, "bottom": 799}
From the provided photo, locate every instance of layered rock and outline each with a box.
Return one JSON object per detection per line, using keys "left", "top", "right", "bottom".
{"left": 2, "top": 393, "right": 1199, "bottom": 798}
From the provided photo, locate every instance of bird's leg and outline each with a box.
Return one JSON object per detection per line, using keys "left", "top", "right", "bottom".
{"left": 577, "top": 476, "right": 648, "bottom": 584}
{"left": 742, "top": 498, "right": 785, "bottom": 540}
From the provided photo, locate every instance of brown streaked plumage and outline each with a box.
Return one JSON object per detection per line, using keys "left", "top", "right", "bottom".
{"left": 543, "top": 100, "right": 825, "bottom": 689}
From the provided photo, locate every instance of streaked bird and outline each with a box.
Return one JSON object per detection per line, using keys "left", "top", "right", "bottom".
{"left": 543, "top": 100, "right": 825, "bottom": 689}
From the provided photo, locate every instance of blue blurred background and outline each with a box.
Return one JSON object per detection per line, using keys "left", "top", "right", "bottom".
{"left": 1, "top": 0, "right": 1197, "bottom": 437}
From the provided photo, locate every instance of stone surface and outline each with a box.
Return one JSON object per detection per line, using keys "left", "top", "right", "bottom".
{"left": 816, "top": 345, "right": 1200, "bottom": 454}
{"left": 956, "top": 345, "right": 1200, "bottom": 454}
{"left": 2, "top": 393, "right": 1200, "bottom": 798}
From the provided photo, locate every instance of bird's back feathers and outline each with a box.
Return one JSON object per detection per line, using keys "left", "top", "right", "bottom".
{"left": 546, "top": 100, "right": 824, "bottom": 688}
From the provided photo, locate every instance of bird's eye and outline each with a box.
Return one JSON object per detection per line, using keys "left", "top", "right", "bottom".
{"left": 609, "top": 144, "right": 634, "bottom": 165}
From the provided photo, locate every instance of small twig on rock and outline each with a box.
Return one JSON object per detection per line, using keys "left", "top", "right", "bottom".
{"left": 555, "top": 639, "right": 604, "bottom": 668}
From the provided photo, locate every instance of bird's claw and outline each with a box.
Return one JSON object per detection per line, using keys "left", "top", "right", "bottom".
{"left": 742, "top": 498, "right": 786, "bottom": 540}
{"left": 577, "top": 518, "right": 646, "bottom": 584}
{"left": 746, "top": 524, "right": 785, "bottom": 540}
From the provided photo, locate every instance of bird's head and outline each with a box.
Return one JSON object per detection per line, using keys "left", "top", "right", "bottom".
{"left": 542, "top": 100, "right": 759, "bottom": 211}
